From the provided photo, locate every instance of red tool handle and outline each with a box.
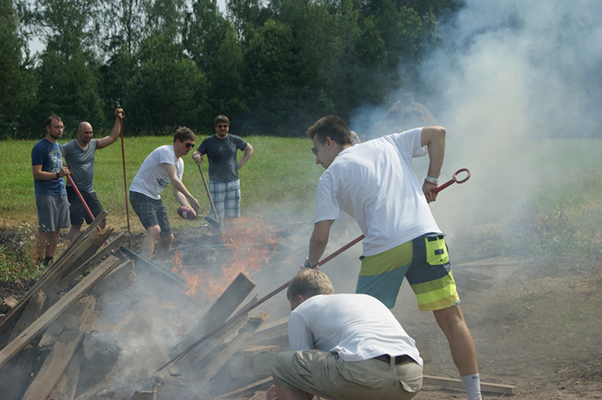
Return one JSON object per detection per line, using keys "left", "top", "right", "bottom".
{"left": 66, "top": 174, "right": 102, "bottom": 233}
{"left": 118, "top": 116, "right": 133, "bottom": 249}
{"left": 432, "top": 168, "right": 471, "bottom": 194}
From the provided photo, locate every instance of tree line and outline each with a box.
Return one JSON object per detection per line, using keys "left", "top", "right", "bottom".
{"left": 0, "top": 0, "right": 460, "bottom": 139}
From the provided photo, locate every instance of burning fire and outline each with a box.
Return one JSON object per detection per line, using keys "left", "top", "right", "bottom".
{"left": 171, "top": 218, "right": 278, "bottom": 303}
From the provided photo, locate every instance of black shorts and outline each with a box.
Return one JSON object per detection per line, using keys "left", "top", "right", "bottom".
{"left": 129, "top": 191, "right": 172, "bottom": 234}
{"left": 67, "top": 187, "right": 104, "bottom": 226}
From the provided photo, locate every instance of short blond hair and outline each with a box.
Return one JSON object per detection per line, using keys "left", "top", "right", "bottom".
{"left": 287, "top": 269, "right": 334, "bottom": 301}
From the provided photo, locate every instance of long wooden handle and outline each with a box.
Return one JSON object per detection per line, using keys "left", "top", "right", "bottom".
{"left": 198, "top": 163, "right": 220, "bottom": 222}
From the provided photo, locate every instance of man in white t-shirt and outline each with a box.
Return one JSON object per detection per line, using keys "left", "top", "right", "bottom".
{"left": 129, "top": 127, "right": 200, "bottom": 261}
{"left": 302, "top": 115, "right": 482, "bottom": 400}
{"left": 267, "top": 269, "right": 423, "bottom": 400}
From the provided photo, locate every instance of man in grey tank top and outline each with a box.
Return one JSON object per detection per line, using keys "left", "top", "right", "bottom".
{"left": 62, "top": 108, "right": 124, "bottom": 240}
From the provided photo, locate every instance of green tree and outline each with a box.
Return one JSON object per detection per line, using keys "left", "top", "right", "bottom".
{"left": 98, "top": 0, "right": 149, "bottom": 57}
{"left": 0, "top": 0, "right": 35, "bottom": 138}
{"left": 184, "top": 0, "right": 245, "bottom": 126}
{"left": 125, "top": 36, "right": 207, "bottom": 134}
{"left": 145, "top": 0, "right": 186, "bottom": 42}
{"left": 243, "top": 15, "right": 326, "bottom": 135}
{"left": 96, "top": 0, "right": 149, "bottom": 128}
{"left": 35, "top": 48, "right": 104, "bottom": 134}
{"left": 227, "top": 0, "right": 268, "bottom": 46}
{"left": 20, "top": 0, "right": 104, "bottom": 136}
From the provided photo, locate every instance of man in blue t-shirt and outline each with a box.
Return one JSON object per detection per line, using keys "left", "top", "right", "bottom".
{"left": 31, "top": 115, "right": 71, "bottom": 266}
{"left": 192, "top": 115, "right": 254, "bottom": 231}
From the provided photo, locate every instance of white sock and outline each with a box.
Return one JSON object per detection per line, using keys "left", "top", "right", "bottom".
{"left": 461, "top": 373, "right": 482, "bottom": 400}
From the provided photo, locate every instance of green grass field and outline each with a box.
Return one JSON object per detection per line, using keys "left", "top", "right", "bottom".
{"left": 1, "top": 135, "right": 602, "bottom": 281}
{"left": 0, "top": 135, "right": 322, "bottom": 231}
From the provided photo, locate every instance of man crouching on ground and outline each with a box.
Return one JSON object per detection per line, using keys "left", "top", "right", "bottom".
{"left": 267, "top": 269, "right": 423, "bottom": 400}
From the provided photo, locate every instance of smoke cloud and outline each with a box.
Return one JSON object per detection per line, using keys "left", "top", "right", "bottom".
{"left": 351, "top": 0, "right": 602, "bottom": 246}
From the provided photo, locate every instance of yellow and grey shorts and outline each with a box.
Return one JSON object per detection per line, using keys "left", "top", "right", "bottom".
{"left": 356, "top": 233, "right": 460, "bottom": 311}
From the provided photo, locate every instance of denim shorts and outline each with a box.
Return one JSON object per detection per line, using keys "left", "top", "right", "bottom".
{"left": 129, "top": 191, "right": 171, "bottom": 234}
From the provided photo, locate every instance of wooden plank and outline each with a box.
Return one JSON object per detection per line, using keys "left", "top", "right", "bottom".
{"left": 238, "top": 345, "right": 280, "bottom": 356}
{"left": 0, "top": 256, "right": 120, "bottom": 368}
{"left": 45, "top": 355, "right": 81, "bottom": 400}
{"left": 55, "top": 228, "right": 114, "bottom": 285}
{"left": 9, "top": 290, "right": 46, "bottom": 342}
{"left": 254, "top": 316, "right": 288, "bottom": 334}
{"left": 156, "top": 274, "right": 260, "bottom": 374}
{"left": 0, "top": 290, "right": 46, "bottom": 400}
{"left": 113, "top": 310, "right": 136, "bottom": 333}
{"left": 168, "top": 317, "right": 249, "bottom": 377}
{"left": 423, "top": 375, "right": 518, "bottom": 395}
{"left": 39, "top": 288, "right": 102, "bottom": 350}
{"left": 73, "top": 368, "right": 116, "bottom": 400}
{"left": 0, "top": 219, "right": 109, "bottom": 345}
{"left": 213, "top": 377, "right": 273, "bottom": 399}
{"left": 133, "top": 390, "right": 157, "bottom": 400}
{"left": 93, "top": 260, "right": 136, "bottom": 309}
{"left": 55, "top": 232, "right": 125, "bottom": 295}
{"left": 181, "top": 272, "right": 256, "bottom": 349}
{"left": 247, "top": 316, "right": 288, "bottom": 347}
{"left": 49, "top": 211, "right": 108, "bottom": 269}
{"left": 21, "top": 295, "right": 97, "bottom": 400}
{"left": 118, "top": 246, "right": 187, "bottom": 285}
{"left": 196, "top": 313, "right": 269, "bottom": 392}
{"left": 192, "top": 315, "right": 249, "bottom": 365}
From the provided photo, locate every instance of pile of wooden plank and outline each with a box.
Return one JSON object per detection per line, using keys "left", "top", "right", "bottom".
{"left": 0, "top": 212, "right": 289, "bottom": 400}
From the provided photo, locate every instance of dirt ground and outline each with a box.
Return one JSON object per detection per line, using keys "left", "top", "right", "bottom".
{"left": 226, "top": 222, "right": 602, "bottom": 400}
{"left": 1, "top": 221, "right": 602, "bottom": 399}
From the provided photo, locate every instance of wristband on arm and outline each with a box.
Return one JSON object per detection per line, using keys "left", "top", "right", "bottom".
{"left": 304, "top": 258, "right": 319, "bottom": 269}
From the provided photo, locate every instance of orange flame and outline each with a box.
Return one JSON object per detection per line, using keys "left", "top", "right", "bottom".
{"left": 171, "top": 218, "right": 278, "bottom": 304}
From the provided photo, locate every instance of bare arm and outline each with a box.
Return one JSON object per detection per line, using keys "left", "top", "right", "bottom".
{"left": 97, "top": 108, "right": 125, "bottom": 149}
{"left": 420, "top": 126, "right": 446, "bottom": 202}
{"left": 163, "top": 163, "right": 200, "bottom": 210}
{"left": 32, "top": 165, "right": 70, "bottom": 180}
{"left": 307, "top": 220, "right": 334, "bottom": 267}
{"left": 237, "top": 143, "right": 254, "bottom": 169}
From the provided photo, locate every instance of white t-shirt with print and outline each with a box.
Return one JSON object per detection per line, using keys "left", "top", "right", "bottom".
{"left": 130, "top": 145, "right": 183, "bottom": 199}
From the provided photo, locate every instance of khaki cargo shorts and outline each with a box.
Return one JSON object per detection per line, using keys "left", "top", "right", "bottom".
{"left": 270, "top": 350, "right": 422, "bottom": 400}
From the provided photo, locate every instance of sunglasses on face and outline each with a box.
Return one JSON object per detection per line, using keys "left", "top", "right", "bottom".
{"left": 217, "top": 124, "right": 228, "bottom": 128}
{"left": 311, "top": 146, "right": 318, "bottom": 156}
{"left": 185, "top": 142, "right": 195, "bottom": 148}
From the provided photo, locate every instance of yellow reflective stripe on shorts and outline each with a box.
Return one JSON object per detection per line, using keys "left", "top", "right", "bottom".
{"left": 360, "top": 241, "right": 413, "bottom": 276}
{"left": 412, "top": 272, "right": 459, "bottom": 311}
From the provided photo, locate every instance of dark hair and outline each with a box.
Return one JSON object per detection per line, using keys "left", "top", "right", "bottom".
{"left": 173, "top": 127, "right": 196, "bottom": 143}
{"left": 46, "top": 115, "right": 62, "bottom": 127}
{"left": 287, "top": 269, "right": 334, "bottom": 301}
{"left": 214, "top": 115, "right": 230, "bottom": 128}
{"left": 306, "top": 115, "right": 352, "bottom": 146}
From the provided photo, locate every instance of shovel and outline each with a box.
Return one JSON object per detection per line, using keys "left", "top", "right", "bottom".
{"left": 197, "top": 163, "right": 221, "bottom": 229}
